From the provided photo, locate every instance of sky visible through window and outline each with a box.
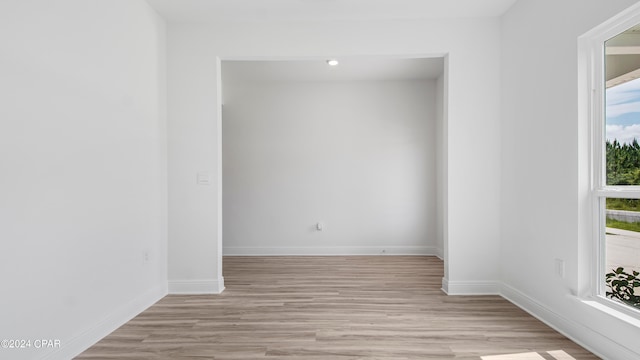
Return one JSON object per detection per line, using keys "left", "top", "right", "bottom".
{"left": 606, "top": 78, "right": 640, "bottom": 144}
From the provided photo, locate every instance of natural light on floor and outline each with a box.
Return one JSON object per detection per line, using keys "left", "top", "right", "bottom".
{"left": 481, "top": 350, "right": 576, "bottom": 360}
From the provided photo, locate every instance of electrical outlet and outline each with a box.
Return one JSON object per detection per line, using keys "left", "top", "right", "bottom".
{"left": 197, "top": 171, "right": 211, "bottom": 185}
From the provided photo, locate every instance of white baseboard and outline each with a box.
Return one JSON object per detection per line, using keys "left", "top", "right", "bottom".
{"left": 441, "top": 277, "right": 500, "bottom": 295}
{"left": 168, "top": 277, "right": 225, "bottom": 294}
{"left": 41, "top": 285, "right": 166, "bottom": 360}
{"left": 223, "top": 246, "right": 438, "bottom": 256}
{"left": 501, "top": 283, "right": 640, "bottom": 360}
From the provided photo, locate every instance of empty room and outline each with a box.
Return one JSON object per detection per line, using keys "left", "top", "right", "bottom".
{"left": 221, "top": 58, "right": 443, "bottom": 258}
{"left": 3, "top": 0, "right": 640, "bottom": 359}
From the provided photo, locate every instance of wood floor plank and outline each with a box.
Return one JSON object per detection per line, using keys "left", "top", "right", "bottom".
{"left": 76, "top": 256, "right": 598, "bottom": 359}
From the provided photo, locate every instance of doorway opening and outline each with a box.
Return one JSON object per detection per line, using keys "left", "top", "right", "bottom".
{"left": 218, "top": 56, "right": 448, "bottom": 282}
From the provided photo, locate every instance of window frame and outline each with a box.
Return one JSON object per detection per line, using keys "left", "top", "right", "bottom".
{"left": 582, "top": 3, "right": 640, "bottom": 318}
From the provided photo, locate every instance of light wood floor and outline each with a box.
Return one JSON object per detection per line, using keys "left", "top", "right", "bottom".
{"left": 77, "top": 256, "right": 598, "bottom": 359}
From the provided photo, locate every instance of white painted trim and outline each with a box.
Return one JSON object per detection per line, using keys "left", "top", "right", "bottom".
{"left": 594, "top": 187, "right": 640, "bottom": 198}
{"left": 441, "top": 277, "right": 450, "bottom": 294}
{"left": 40, "top": 286, "right": 166, "bottom": 360}
{"left": 168, "top": 277, "right": 225, "bottom": 294}
{"left": 440, "top": 277, "right": 500, "bottom": 295}
{"left": 501, "top": 283, "right": 640, "bottom": 360}
{"left": 219, "top": 53, "right": 448, "bottom": 62}
{"left": 215, "top": 56, "right": 225, "bottom": 292}
{"left": 223, "top": 246, "right": 438, "bottom": 256}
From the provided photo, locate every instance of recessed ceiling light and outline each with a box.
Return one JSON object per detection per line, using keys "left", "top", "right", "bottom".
{"left": 326, "top": 59, "right": 339, "bottom": 66}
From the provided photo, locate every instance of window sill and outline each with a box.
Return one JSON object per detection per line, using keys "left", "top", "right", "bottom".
{"left": 581, "top": 297, "right": 640, "bottom": 328}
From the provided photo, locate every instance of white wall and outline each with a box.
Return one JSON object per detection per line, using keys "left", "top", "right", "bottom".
{"left": 222, "top": 75, "right": 437, "bottom": 255}
{"left": 501, "top": 0, "right": 640, "bottom": 358}
{"left": 167, "top": 18, "right": 501, "bottom": 294}
{"left": 0, "top": 1, "right": 167, "bottom": 359}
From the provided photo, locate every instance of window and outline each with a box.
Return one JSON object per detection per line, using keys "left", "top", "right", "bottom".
{"left": 588, "top": 18, "right": 640, "bottom": 314}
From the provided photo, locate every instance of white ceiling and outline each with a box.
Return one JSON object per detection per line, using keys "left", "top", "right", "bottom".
{"left": 146, "top": 0, "right": 517, "bottom": 23}
{"left": 222, "top": 57, "right": 444, "bottom": 83}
